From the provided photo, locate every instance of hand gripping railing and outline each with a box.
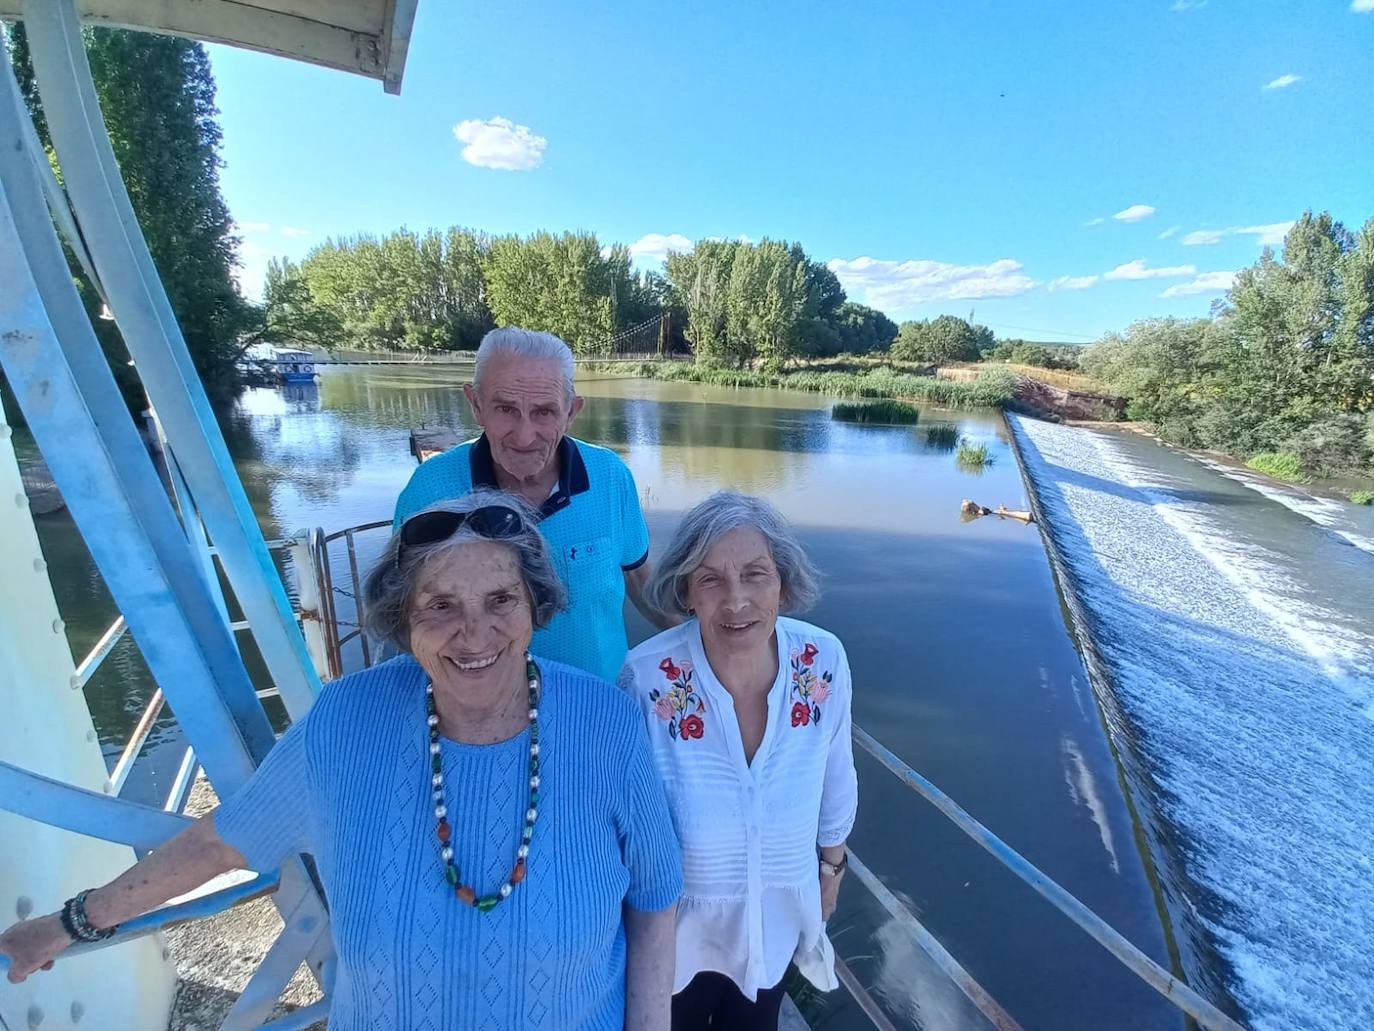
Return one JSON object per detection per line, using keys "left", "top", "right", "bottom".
{"left": 851, "top": 726, "right": 1247, "bottom": 1031}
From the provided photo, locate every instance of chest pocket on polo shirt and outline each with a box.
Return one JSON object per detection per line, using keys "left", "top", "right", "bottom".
{"left": 555, "top": 536, "right": 616, "bottom": 607}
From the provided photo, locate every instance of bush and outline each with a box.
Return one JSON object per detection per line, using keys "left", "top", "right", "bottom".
{"left": 831, "top": 400, "right": 920, "bottom": 424}
{"left": 1350, "top": 490, "right": 1374, "bottom": 505}
{"left": 1245, "top": 452, "right": 1308, "bottom": 484}
{"left": 923, "top": 424, "right": 960, "bottom": 451}
{"left": 1286, "top": 415, "right": 1373, "bottom": 478}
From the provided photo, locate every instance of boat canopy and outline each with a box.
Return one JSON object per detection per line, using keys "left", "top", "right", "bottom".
{"left": 0, "top": 0, "right": 419, "bottom": 93}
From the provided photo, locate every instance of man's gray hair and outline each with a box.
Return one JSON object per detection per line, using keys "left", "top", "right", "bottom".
{"left": 473, "top": 327, "right": 577, "bottom": 406}
{"left": 363, "top": 488, "right": 566, "bottom": 652}
{"left": 646, "top": 491, "right": 821, "bottom": 619}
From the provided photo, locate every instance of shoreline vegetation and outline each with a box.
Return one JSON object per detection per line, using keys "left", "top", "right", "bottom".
{"left": 586, "top": 360, "right": 1019, "bottom": 410}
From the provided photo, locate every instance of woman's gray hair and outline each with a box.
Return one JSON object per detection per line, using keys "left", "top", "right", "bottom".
{"left": 473, "top": 327, "right": 576, "bottom": 406}
{"left": 363, "top": 488, "right": 566, "bottom": 652}
{"left": 646, "top": 491, "right": 821, "bottom": 619}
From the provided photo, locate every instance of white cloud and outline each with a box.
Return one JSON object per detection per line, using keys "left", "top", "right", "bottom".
{"left": 1158, "top": 226, "right": 1180, "bottom": 240}
{"left": 1049, "top": 275, "right": 1099, "bottom": 291}
{"left": 1234, "top": 221, "right": 1295, "bottom": 246}
{"left": 452, "top": 116, "right": 547, "bottom": 170}
{"left": 1083, "top": 217, "right": 1105, "bottom": 227}
{"left": 627, "top": 233, "right": 693, "bottom": 264}
{"left": 827, "top": 255, "right": 1036, "bottom": 310}
{"left": 1178, "top": 220, "right": 1295, "bottom": 247}
{"left": 1263, "top": 74, "right": 1302, "bottom": 91}
{"left": 1104, "top": 259, "right": 1197, "bottom": 281}
{"left": 238, "top": 220, "right": 272, "bottom": 233}
{"left": 1171, "top": 0, "right": 1207, "bottom": 9}
{"left": 281, "top": 226, "right": 312, "bottom": 238}
{"left": 1114, "top": 204, "right": 1156, "bottom": 222}
{"left": 1161, "top": 271, "right": 1236, "bottom": 297}
{"left": 1354, "top": 0, "right": 1374, "bottom": 12}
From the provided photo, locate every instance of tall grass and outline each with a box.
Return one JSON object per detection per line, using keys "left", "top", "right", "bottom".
{"left": 955, "top": 438, "right": 993, "bottom": 474}
{"left": 923, "top": 424, "right": 961, "bottom": 452}
{"left": 830, "top": 399, "right": 920, "bottom": 424}
{"left": 598, "top": 361, "right": 1018, "bottom": 410}
{"left": 1245, "top": 451, "right": 1308, "bottom": 484}
{"left": 1350, "top": 489, "right": 1374, "bottom": 505}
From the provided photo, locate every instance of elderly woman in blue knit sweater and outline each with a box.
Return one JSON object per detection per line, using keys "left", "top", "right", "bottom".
{"left": 0, "top": 489, "right": 683, "bottom": 1029}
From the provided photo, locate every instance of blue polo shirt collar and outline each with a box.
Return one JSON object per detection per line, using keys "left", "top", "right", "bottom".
{"left": 468, "top": 434, "right": 590, "bottom": 518}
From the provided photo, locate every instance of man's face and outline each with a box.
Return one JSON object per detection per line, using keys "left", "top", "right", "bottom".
{"left": 463, "top": 352, "right": 583, "bottom": 482}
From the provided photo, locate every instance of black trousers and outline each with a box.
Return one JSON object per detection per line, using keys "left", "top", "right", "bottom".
{"left": 671, "top": 972, "right": 788, "bottom": 1030}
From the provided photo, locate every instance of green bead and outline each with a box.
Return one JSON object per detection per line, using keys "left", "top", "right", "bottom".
{"left": 476, "top": 894, "right": 500, "bottom": 912}
{"left": 444, "top": 865, "right": 459, "bottom": 886}
{"left": 432, "top": 755, "right": 442, "bottom": 773}
{"left": 530, "top": 790, "right": 540, "bottom": 805}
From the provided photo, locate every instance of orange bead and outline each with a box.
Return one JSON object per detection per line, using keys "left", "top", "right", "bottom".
{"left": 456, "top": 885, "right": 476, "bottom": 905}
{"left": 510, "top": 860, "right": 526, "bottom": 884}
{"left": 436, "top": 820, "right": 451, "bottom": 843}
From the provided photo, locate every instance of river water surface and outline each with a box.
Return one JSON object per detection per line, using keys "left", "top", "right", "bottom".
{"left": 33, "top": 367, "right": 1194, "bottom": 1030}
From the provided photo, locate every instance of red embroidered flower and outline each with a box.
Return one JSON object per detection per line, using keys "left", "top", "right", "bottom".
{"left": 800, "top": 643, "right": 819, "bottom": 666}
{"left": 680, "top": 714, "right": 705, "bottom": 739}
{"left": 659, "top": 657, "right": 681, "bottom": 680}
{"left": 791, "top": 702, "right": 811, "bottom": 727}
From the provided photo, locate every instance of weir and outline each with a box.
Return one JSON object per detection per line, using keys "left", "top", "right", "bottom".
{"left": 0, "top": 4, "right": 1255, "bottom": 1029}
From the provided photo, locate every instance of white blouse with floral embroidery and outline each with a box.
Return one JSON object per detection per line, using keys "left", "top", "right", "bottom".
{"left": 618, "top": 615, "right": 859, "bottom": 1000}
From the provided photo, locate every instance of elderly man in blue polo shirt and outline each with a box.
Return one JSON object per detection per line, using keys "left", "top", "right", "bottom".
{"left": 394, "top": 328, "right": 667, "bottom": 681}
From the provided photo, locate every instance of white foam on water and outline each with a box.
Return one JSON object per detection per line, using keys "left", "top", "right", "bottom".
{"left": 1010, "top": 414, "right": 1374, "bottom": 1031}
{"left": 1192, "top": 454, "right": 1374, "bottom": 558}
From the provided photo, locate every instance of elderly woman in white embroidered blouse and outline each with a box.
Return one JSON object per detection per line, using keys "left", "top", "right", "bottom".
{"left": 619, "top": 491, "right": 858, "bottom": 1031}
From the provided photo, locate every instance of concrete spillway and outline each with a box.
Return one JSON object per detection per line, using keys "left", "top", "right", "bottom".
{"left": 1009, "top": 414, "right": 1374, "bottom": 1031}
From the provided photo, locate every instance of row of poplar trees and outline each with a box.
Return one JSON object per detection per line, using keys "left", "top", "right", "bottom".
{"left": 273, "top": 230, "right": 900, "bottom": 367}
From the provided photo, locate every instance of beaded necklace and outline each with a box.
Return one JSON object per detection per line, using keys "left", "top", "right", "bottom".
{"left": 427, "top": 653, "right": 541, "bottom": 912}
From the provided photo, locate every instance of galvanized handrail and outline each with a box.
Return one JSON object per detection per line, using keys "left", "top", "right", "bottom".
{"left": 851, "top": 726, "right": 1247, "bottom": 1031}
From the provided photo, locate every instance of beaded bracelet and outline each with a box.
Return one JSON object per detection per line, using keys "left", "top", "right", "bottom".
{"left": 60, "top": 890, "right": 117, "bottom": 943}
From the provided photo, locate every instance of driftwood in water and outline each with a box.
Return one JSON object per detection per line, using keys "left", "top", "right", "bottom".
{"left": 960, "top": 498, "right": 1034, "bottom": 524}
{"left": 409, "top": 425, "right": 459, "bottom": 463}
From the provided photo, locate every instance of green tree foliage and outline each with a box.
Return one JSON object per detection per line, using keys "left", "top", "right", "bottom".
{"left": 483, "top": 231, "right": 644, "bottom": 355}
{"left": 7, "top": 24, "right": 250, "bottom": 402}
{"left": 890, "top": 314, "right": 987, "bottom": 364}
{"left": 298, "top": 228, "right": 492, "bottom": 351}
{"left": 664, "top": 238, "right": 849, "bottom": 370}
{"left": 986, "top": 338, "right": 1083, "bottom": 370}
{"left": 828, "top": 302, "right": 899, "bottom": 355}
{"left": 1081, "top": 210, "right": 1374, "bottom": 474}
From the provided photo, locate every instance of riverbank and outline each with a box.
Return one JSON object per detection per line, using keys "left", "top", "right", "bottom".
{"left": 1007, "top": 414, "right": 1374, "bottom": 1031}
{"left": 585, "top": 360, "right": 1018, "bottom": 408}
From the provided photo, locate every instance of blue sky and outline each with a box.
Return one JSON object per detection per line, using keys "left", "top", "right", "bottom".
{"left": 209, "top": 1, "right": 1374, "bottom": 342}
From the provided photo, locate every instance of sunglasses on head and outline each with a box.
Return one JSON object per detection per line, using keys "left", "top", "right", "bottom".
{"left": 396, "top": 505, "right": 525, "bottom": 568}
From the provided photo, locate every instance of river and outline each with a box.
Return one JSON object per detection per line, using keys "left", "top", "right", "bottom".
{"left": 32, "top": 366, "right": 1200, "bottom": 1029}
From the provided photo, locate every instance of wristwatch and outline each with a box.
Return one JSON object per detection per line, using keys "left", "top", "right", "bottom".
{"left": 819, "top": 852, "right": 848, "bottom": 878}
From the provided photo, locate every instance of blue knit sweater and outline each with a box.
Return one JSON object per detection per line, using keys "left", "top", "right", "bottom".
{"left": 215, "top": 655, "right": 682, "bottom": 1030}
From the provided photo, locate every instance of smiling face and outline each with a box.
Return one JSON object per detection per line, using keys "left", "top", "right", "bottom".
{"left": 463, "top": 352, "right": 583, "bottom": 483}
{"left": 685, "top": 525, "right": 783, "bottom": 661}
{"left": 408, "top": 540, "right": 534, "bottom": 700}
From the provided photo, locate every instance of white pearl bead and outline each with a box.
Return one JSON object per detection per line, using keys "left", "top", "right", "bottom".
{"left": 429, "top": 742, "right": 440, "bottom": 755}
{"left": 517, "top": 844, "right": 529, "bottom": 859}
{"left": 427, "top": 714, "right": 439, "bottom": 726}
{"left": 432, "top": 774, "right": 443, "bottom": 787}
{"left": 499, "top": 884, "right": 512, "bottom": 898}
{"left": 528, "top": 708, "right": 538, "bottom": 720}
{"left": 441, "top": 847, "right": 453, "bottom": 861}
{"left": 435, "top": 804, "right": 447, "bottom": 818}
{"left": 530, "top": 744, "right": 540, "bottom": 756}
{"left": 530, "top": 775, "right": 540, "bottom": 788}
{"left": 526, "top": 808, "right": 538, "bottom": 822}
